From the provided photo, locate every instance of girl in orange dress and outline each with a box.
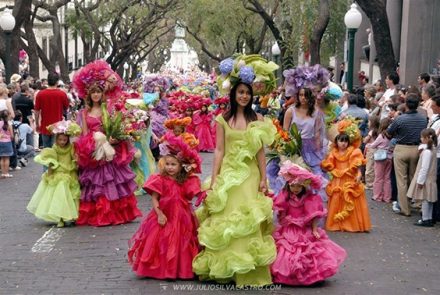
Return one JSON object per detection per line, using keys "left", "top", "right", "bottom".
{"left": 321, "top": 119, "right": 372, "bottom": 232}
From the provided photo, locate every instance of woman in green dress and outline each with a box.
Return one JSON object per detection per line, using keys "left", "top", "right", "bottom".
{"left": 193, "top": 81, "right": 277, "bottom": 286}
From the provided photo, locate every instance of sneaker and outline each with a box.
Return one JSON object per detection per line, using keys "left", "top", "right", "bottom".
{"left": 414, "top": 219, "right": 433, "bottom": 227}
{"left": 19, "top": 158, "right": 27, "bottom": 167}
{"left": 10, "top": 166, "right": 21, "bottom": 171}
{"left": 392, "top": 201, "right": 400, "bottom": 213}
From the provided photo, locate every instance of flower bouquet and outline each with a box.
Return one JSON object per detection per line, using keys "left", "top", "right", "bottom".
{"left": 266, "top": 119, "right": 302, "bottom": 161}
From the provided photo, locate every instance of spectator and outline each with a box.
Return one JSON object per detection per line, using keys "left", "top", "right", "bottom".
{"left": 421, "top": 84, "right": 436, "bottom": 120}
{"left": 342, "top": 94, "right": 369, "bottom": 137}
{"left": 418, "top": 72, "right": 430, "bottom": 90}
{"left": 379, "top": 72, "right": 399, "bottom": 119}
{"left": 12, "top": 84, "right": 34, "bottom": 125}
{"left": 429, "top": 95, "right": 440, "bottom": 223}
{"left": 0, "top": 84, "right": 15, "bottom": 120}
{"left": 13, "top": 110, "right": 35, "bottom": 166}
{"left": 34, "top": 72, "right": 69, "bottom": 148}
{"left": 386, "top": 94, "right": 428, "bottom": 216}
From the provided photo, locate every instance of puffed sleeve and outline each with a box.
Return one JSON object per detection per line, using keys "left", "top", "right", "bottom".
{"left": 321, "top": 149, "right": 336, "bottom": 172}
{"left": 273, "top": 190, "right": 289, "bottom": 213}
{"left": 346, "top": 148, "right": 366, "bottom": 177}
{"left": 34, "top": 148, "right": 59, "bottom": 169}
{"left": 143, "top": 174, "right": 163, "bottom": 196}
{"left": 215, "top": 114, "right": 225, "bottom": 126}
{"left": 184, "top": 175, "right": 202, "bottom": 200}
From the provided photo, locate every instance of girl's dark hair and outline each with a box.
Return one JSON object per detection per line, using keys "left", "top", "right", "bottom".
{"left": 0, "top": 110, "right": 9, "bottom": 131}
{"left": 334, "top": 133, "right": 350, "bottom": 145}
{"left": 295, "top": 88, "right": 315, "bottom": 117}
{"left": 378, "top": 117, "right": 392, "bottom": 139}
{"left": 421, "top": 128, "right": 437, "bottom": 150}
{"left": 368, "top": 115, "right": 380, "bottom": 139}
{"left": 85, "top": 84, "right": 104, "bottom": 109}
{"left": 55, "top": 133, "right": 71, "bottom": 145}
{"left": 200, "top": 105, "right": 209, "bottom": 114}
{"left": 223, "top": 81, "right": 257, "bottom": 124}
{"left": 160, "top": 155, "right": 189, "bottom": 184}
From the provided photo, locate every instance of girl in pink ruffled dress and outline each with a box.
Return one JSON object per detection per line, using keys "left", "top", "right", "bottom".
{"left": 193, "top": 99, "right": 215, "bottom": 152}
{"left": 271, "top": 161, "right": 347, "bottom": 286}
{"left": 128, "top": 135, "right": 202, "bottom": 279}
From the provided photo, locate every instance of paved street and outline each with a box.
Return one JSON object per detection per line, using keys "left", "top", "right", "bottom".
{"left": 1, "top": 153, "right": 440, "bottom": 295}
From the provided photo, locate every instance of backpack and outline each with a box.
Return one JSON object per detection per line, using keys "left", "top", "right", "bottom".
{"left": 12, "top": 122, "right": 23, "bottom": 150}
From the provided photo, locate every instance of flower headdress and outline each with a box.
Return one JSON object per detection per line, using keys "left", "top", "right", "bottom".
{"left": 159, "top": 134, "right": 201, "bottom": 174}
{"left": 278, "top": 160, "right": 322, "bottom": 191}
{"left": 214, "top": 96, "right": 229, "bottom": 105}
{"left": 217, "top": 54, "right": 279, "bottom": 96}
{"left": 143, "top": 74, "right": 171, "bottom": 93}
{"left": 164, "top": 117, "right": 192, "bottom": 130}
{"left": 72, "top": 60, "right": 123, "bottom": 100}
{"left": 283, "top": 64, "right": 329, "bottom": 97}
{"left": 337, "top": 116, "right": 361, "bottom": 148}
{"left": 47, "top": 120, "right": 82, "bottom": 137}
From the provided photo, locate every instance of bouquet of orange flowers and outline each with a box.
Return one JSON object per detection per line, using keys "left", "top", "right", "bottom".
{"left": 267, "top": 119, "right": 302, "bottom": 160}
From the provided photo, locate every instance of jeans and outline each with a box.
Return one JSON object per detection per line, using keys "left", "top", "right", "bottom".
{"left": 17, "top": 145, "right": 35, "bottom": 160}
{"left": 42, "top": 134, "right": 55, "bottom": 148}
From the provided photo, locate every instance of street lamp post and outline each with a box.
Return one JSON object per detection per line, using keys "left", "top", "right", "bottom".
{"left": 0, "top": 8, "right": 16, "bottom": 84}
{"left": 271, "top": 42, "right": 281, "bottom": 86}
{"left": 344, "top": 3, "right": 362, "bottom": 92}
{"left": 123, "top": 62, "right": 129, "bottom": 83}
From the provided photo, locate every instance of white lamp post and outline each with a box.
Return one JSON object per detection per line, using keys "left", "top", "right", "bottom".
{"left": 123, "top": 62, "right": 129, "bottom": 83}
{"left": 0, "top": 8, "right": 16, "bottom": 84}
{"left": 344, "top": 3, "right": 362, "bottom": 92}
{"left": 272, "top": 42, "right": 281, "bottom": 85}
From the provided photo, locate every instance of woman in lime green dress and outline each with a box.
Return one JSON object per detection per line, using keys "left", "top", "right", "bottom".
{"left": 193, "top": 81, "right": 277, "bottom": 286}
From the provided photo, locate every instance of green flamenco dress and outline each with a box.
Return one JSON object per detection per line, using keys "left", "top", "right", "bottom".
{"left": 27, "top": 144, "right": 80, "bottom": 224}
{"left": 193, "top": 115, "right": 277, "bottom": 286}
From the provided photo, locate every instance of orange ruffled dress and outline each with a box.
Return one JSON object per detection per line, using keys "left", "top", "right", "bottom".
{"left": 321, "top": 146, "right": 371, "bottom": 232}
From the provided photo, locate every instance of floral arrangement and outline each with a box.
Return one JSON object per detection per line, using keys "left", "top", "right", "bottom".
{"left": 266, "top": 119, "right": 302, "bottom": 160}
{"left": 217, "top": 54, "right": 279, "bottom": 96}
{"left": 101, "top": 102, "right": 148, "bottom": 142}
{"left": 72, "top": 60, "right": 123, "bottom": 100}
{"left": 283, "top": 64, "right": 329, "bottom": 97}
{"left": 159, "top": 133, "right": 202, "bottom": 174}
{"left": 47, "top": 120, "right": 82, "bottom": 137}
{"left": 143, "top": 74, "right": 171, "bottom": 93}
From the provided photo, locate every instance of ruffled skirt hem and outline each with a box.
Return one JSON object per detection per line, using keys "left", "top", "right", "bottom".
{"left": 76, "top": 195, "right": 142, "bottom": 226}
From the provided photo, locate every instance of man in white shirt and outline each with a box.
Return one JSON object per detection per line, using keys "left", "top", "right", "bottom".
{"left": 380, "top": 72, "right": 399, "bottom": 120}
{"left": 13, "top": 110, "right": 35, "bottom": 166}
{"left": 429, "top": 95, "right": 440, "bottom": 223}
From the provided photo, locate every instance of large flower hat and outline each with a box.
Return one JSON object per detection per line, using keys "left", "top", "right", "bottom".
{"left": 283, "top": 64, "right": 330, "bottom": 97}
{"left": 159, "top": 133, "right": 202, "bottom": 174}
{"left": 143, "top": 74, "right": 171, "bottom": 93}
{"left": 217, "top": 54, "right": 279, "bottom": 96}
{"left": 47, "top": 120, "right": 82, "bottom": 137}
{"left": 72, "top": 60, "right": 123, "bottom": 100}
{"left": 337, "top": 116, "right": 362, "bottom": 148}
{"left": 278, "top": 160, "right": 323, "bottom": 191}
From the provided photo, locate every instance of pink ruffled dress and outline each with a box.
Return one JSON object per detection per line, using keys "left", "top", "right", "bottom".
{"left": 128, "top": 174, "right": 201, "bottom": 279}
{"left": 74, "top": 112, "right": 142, "bottom": 226}
{"left": 192, "top": 111, "right": 215, "bottom": 152}
{"left": 271, "top": 190, "right": 347, "bottom": 285}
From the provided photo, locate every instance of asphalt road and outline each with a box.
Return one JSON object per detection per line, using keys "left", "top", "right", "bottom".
{"left": 1, "top": 152, "right": 439, "bottom": 295}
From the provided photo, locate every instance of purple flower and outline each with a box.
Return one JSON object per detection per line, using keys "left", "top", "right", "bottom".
{"left": 219, "top": 58, "right": 234, "bottom": 75}
{"left": 239, "top": 66, "right": 255, "bottom": 84}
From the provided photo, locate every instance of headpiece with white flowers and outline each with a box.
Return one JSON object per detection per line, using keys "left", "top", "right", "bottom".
{"left": 217, "top": 54, "right": 279, "bottom": 96}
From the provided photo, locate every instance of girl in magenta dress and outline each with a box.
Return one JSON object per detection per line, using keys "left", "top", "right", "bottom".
{"left": 128, "top": 135, "right": 203, "bottom": 279}
{"left": 74, "top": 84, "right": 141, "bottom": 226}
{"left": 271, "top": 161, "right": 346, "bottom": 286}
{"left": 193, "top": 99, "right": 215, "bottom": 152}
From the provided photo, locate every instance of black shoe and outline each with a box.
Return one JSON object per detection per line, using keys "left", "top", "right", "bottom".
{"left": 414, "top": 219, "right": 434, "bottom": 227}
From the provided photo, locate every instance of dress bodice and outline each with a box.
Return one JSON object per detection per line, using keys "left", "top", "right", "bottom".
{"left": 289, "top": 107, "right": 319, "bottom": 139}
{"left": 85, "top": 114, "right": 103, "bottom": 133}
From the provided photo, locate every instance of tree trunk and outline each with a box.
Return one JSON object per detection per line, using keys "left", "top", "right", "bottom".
{"left": 356, "top": 0, "right": 396, "bottom": 79}
{"left": 310, "top": 0, "right": 330, "bottom": 65}
{"left": 23, "top": 18, "right": 40, "bottom": 78}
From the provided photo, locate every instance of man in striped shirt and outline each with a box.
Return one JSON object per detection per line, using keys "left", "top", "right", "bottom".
{"left": 387, "top": 94, "right": 428, "bottom": 216}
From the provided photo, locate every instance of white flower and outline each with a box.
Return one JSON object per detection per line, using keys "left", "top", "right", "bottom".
{"left": 222, "top": 79, "right": 231, "bottom": 90}
{"left": 237, "top": 60, "right": 246, "bottom": 69}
